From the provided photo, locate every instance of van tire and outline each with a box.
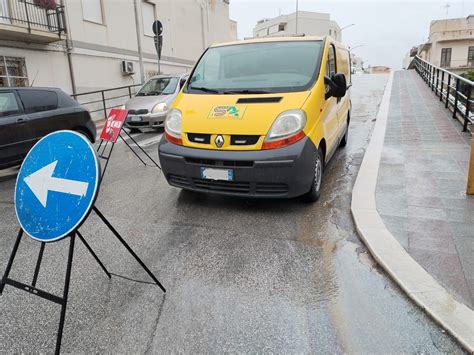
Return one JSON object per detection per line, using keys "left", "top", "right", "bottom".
{"left": 339, "top": 120, "right": 349, "bottom": 148}
{"left": 304, "top": 147, "right": 324, "bottom": 202}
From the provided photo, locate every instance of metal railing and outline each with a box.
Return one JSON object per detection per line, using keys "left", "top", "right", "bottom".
{"left": 414, "top": 55, "right": 473, "bottom": 133}
{"left": 0, "top": 0, "right": 65, "bottom": 35}
{"left": 72, "top": 84, "right": 142, "bottom": 121}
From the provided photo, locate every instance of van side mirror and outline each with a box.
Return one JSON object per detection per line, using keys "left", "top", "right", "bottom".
{"left": 324, "top": 73, "right": 347, "bottom": 100}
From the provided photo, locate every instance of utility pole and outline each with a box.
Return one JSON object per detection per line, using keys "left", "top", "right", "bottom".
{"left": 133, "top": 0, "right": 145, "bottom": 83}
{"left": 60, "top": 0, "right": 77, "bottom": 95}
{"left": 295, "top": 0, "right": 299, "bottom": 34}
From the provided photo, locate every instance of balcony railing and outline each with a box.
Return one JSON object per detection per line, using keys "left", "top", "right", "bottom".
{"left": 0, "top": 0, "right": 65, "bottom": 35}
{"left": 414, "top": 55, "right": 473, "bottom": 133}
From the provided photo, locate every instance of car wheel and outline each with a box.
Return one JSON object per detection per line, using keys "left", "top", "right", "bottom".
{"left": 339, "top": 115, "right": 349, "bottom": 148}
{"left": 304, "top": 147, "right": 324, "bottom": 202}
{"left": 74, "top": 128, "right": 93, "bottom": 143}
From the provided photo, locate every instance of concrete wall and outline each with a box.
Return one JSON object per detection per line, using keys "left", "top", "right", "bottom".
{"left": 253, "top": 11, "right": 341, "bottom": 41}
{"left": 0, "top": 0, "right": 237, "bottom": 94}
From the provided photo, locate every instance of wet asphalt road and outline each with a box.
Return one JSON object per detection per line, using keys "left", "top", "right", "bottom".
{"left": 0, "top": 74, "right": 464, "bottom": 353}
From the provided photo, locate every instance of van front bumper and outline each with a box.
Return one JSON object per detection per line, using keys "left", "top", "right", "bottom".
{"left": 158, "top": 136, "right": 316, "bottom": 198}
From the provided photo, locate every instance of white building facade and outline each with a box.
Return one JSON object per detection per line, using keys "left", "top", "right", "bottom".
{"left": 253, "top": 11, "right": 341, "bottom": 41}
{"left": 0, "top": 0, "right": 237, "bottom": 94}
{"left": 419, "top": 15, "right": 474, "bottom": 73}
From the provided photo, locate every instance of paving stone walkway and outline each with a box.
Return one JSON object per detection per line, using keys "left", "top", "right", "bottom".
{"left": 376, "top": 70, "right": 474, "bottom": 308}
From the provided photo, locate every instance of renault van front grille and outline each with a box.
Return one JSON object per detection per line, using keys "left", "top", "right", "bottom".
{"left": 185, "top": 157, "right": 254, "bottom": 167}
{"left": 230, "top": 135, "right": 260, "bottom": 146}
{"left": 187, "top": 133, "right": 260, "bottom": 146}
{"left": 188, "top": 133, "right": 211, "bottom": 144}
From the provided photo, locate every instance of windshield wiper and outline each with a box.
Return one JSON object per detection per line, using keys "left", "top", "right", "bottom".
{"left": 188, "top": 86, "right": 220, "bottom": 94}
{"left": 136, "top": 92, "right": 147, "bottom": 96}
{"left": 222, "top": 89, "right": 271, "bottom": 95}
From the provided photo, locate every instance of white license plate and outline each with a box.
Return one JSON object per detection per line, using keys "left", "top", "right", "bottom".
{"left": 130, "top": 116, "right": 142, "bottom": 122}
{"left": 200, "top": 168, "right": 233, "bottom": 181}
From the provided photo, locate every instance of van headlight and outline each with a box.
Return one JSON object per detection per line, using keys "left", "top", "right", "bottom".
{"left": 164, "top": 109, "right": 182, "bottom": 145}
{"left": 262, "top": 110, "right": 306, "bottom": 149}
{"left": 152, "top": 102, "right": 168, "bottom": 113}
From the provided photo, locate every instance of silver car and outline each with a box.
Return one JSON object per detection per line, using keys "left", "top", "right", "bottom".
{"left": 124, "top": 74, "right": 188, "bottom": 130}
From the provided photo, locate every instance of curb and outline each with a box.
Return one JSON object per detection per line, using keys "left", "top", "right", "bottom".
{"left": 351, "top": 71, "right": 474, "bottom": 352}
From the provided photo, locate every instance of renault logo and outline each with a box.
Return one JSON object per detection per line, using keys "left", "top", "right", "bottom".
{"left": 215, "top": 135, "right": 224, "bottom": 148}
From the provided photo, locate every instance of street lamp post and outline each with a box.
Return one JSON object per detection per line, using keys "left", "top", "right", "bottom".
{"left": 340, "top": 23, "right": 355, "bottom": 32}
{"left": 350, "top": 44, "right": 365, "bottom": 51}
{"left": 295, "top": 0, "right": 299, "bottom": 34}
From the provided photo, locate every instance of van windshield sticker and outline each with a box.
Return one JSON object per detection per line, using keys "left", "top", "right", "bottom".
{"left": 209, "top": 105, "right": 246, "bottom": 119}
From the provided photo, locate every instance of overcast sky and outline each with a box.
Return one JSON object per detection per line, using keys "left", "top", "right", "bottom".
{"left": 228, "top": 0, "right": 474, "bottom": 69}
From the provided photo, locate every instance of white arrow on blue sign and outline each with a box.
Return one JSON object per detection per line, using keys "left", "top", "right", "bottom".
{"left": 15, "top": 131, "right": 100, "bottom": 242}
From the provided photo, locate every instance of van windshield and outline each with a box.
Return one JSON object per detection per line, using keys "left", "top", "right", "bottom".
{"left": 186, "top": 40, "right": 323, "bottom": 94}
{"left": 137, "top": 77, "right": 178, "bottom": 96}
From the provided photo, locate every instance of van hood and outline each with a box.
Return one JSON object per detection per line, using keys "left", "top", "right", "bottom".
{"left": 177, "top": 91, "right": 311, "bottom": 135}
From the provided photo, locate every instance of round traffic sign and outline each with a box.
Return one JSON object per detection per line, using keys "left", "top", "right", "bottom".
{"left": 15, "top": 131, "right": 100, "bottom": 242}
{"left": 152, "top": 20, "right": 163, "bottom": 35}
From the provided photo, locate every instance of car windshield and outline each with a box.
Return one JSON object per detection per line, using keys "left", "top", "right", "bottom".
{"left": 186, "top": 40, "right": 323, "bottom": 94}
{"left": 137, "top": 77, "right": 179, "bottom": 96}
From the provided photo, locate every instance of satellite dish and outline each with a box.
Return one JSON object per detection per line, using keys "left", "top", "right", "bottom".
{"left": 152, "top": 20, "right": 163, "bottom": 36}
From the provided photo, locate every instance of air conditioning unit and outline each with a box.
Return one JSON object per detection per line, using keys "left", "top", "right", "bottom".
{"left": 121, "top": 60, "right": 134, "bottom": 75}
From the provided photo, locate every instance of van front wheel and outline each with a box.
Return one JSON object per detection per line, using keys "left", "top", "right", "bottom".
{"left": 304, "top": 147, "right": 324, "bottom": 202}
{"left": 339, "top": 120, "right": 349, "bottom": 148}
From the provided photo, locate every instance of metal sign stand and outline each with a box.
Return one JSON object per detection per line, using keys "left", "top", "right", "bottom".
{"left": 0, "top": 135, "right": 165, "bottom": 354}
{"left": 97, "top": 127, "right": 161, "bottom": 182}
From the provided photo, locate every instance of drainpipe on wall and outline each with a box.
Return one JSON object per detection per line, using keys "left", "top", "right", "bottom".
{"left": 60, "top": 0, "right": 77, "bottom": 96}
{"left": 133, "top": 0, "right": 146, "bottom": 83}
{"left": 199, "top": 0, "right": 207, "bottom": 50}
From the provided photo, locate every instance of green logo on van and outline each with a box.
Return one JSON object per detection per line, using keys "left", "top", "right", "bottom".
{"left": 209, "top": 105, "right": 246, "bottom": 118}
{"left": 226, "top": 106, "right": 239, "bottom": 117}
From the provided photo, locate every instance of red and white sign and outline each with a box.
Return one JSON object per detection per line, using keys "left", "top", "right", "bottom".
{"left": 99, "top": 109, "right": 128, "bottom": 143}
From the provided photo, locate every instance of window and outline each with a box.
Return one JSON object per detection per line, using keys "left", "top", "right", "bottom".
{"left": 0, "top": 56, "right": 29, "bottom": 87}
{"left": 18, "top": 90, "right": 58, "bottom": 113}
{"left": 0, "top": 92, "right": 21, "bottom": 117}
{"left": 468, "top": 46, "right": 474, "bottom": 62}
{"left": 142, "top": 1, "right": 155, "bottom": 37}
{"left": 278, "top": 24, "right": 285, "bottom": 32}
{"left": 82, "top": 0, "right": 104, "bottom": 24}
{"left": 440, "top": 48, "right": 451, "bottom": 68}
{"left": 137, "top": 77, "right": 179, "bottom": 96}
{"left": 326, "top": 44, "right": 337, "bottom": 77}
{"left": 187, "top": 41, "right": 324, "bottom": 94}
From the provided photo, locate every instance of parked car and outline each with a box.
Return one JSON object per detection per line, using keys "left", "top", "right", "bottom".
{"left": 0, "top": 87, "right": 96, "bottom": 169}
{"left": 124, "top": 74, "right": 188, "bottom": 131}
{"left": 159, "top": 36, "right": 351, "bottom": 202}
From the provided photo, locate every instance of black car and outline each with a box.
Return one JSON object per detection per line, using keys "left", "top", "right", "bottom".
{"left": 0, "top": 87, "right": 97, "bottom": 169}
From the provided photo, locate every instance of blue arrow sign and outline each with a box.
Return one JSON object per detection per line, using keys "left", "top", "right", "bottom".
{"left": 15, "top": 131, "right": 100, "bottom": 242}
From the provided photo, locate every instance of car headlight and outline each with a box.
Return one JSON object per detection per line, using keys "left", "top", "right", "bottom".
{"left": 164, "top": 109, "right": 182, "bottom": 145}
{"left": 152, "top": 102, "right": 168, "bottom": 113}
{"left": 262, "top": 110, "right": 306, "bottom": 149}
{"left": 266, "top": 110, "right": 306, "bottom": 140}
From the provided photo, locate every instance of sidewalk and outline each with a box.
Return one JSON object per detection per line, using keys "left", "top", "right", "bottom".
{"left": 376, "top": 70, "right": 473, "bottom": 308}
{"left": 351, "top": 70, "right": 474, "bottom": 351}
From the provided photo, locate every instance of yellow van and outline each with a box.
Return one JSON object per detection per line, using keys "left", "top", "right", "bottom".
{"left": 159, "top": 36, "right": 351, "bottom": 201}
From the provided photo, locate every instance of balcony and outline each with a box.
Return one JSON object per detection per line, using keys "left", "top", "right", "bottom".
{"left": 0, "top": 0, "right": 65, "bottom": 43}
